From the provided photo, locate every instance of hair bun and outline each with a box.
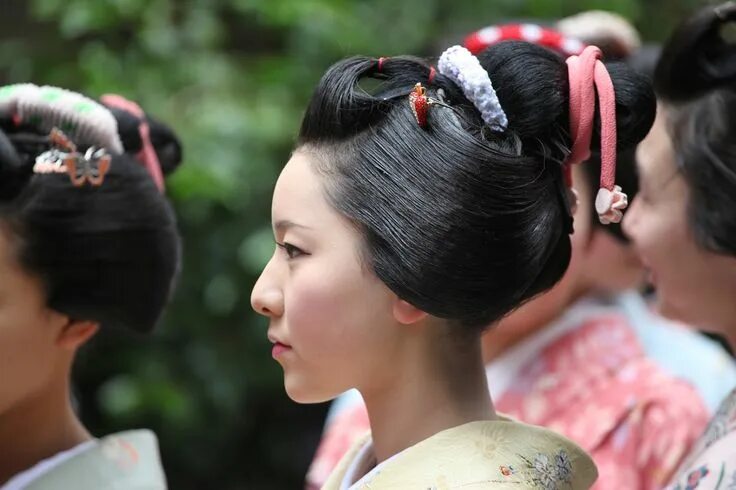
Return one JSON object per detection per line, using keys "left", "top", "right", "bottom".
{"left": 146, "top": 116, "right": 182, "bottom": 176}
{"left": 475, "top": 41, "right": 655, "bottom": 156}
{"left": 0, "top": 128, "right": 31, "bottom": 200}
{"left": 106, "top": 106, "right": 183, "bottom": 177}
{"left": 656, "top": 1, "right": 736, "bottom": 101}
{"left": 556, "top": 10, "right": 641, "bottom": 59}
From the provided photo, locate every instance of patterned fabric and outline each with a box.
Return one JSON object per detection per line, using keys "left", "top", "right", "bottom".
{"left": 322, "top": 420, "right": 598, "bottom": 489}
{"left": 308, "top": 310, "right": 709, "bottom": 490}
{"left": 666, "top": 389, "right": 736, "bottom": 490}
{"left": 2, "top": 430, "right": 168, "bottom": 490}
{"left": 619, "top": 292, "right": 736, "bottom": 414}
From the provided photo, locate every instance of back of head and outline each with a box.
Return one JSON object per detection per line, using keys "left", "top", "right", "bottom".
{"left": 655, "top": 2, "right": 736, "bottom": 255}
{"left": 557, "top": 10, "right": 642, "bottom": 60}
{"left": 298, "top": 42, "right": 654, "bottom": 329}
{"left": 0, "top": 85, "right": 183, "bottom": 333}
{"left": 465, "top": 19, "right": 654, "bottom": 243}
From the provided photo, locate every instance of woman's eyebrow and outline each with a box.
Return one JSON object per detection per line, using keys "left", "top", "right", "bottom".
{"left": 274, "top": 220, "right": 313, "bottom": 233}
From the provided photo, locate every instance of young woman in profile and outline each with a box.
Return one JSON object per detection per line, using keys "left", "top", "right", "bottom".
{"left": 252, "top": 39, "right": 655, "bottom": 488}
{"left": 0, "top": 85, "right": 182, "bottom": 489}
{"left": 623, "top": 3, "right": 736, "bottom": 488}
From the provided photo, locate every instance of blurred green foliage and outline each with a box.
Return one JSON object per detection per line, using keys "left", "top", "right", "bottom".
{"left": 0, "top": 0, "right": 704, "bottom": 487}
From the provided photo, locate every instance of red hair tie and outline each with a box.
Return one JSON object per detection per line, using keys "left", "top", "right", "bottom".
{"left": 377, "top": 57, "right": 387, "bottom": 72}
{"left": 565, "top": 45, "right": 626, "bottom": 224}
{"left": 101, "top": 94, "right": 165, "bottom": 193}
{"left": 428, "top": 66, "right": 436, "bottom": 83}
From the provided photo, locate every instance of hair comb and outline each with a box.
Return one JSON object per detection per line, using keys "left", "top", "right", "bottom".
{"left": 33, "top": 128, "right": 111, "bottom": 187}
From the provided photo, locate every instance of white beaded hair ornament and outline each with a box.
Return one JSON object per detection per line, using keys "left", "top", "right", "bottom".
{"left": 437, "top": 45, "right": 508, "bottom": 132}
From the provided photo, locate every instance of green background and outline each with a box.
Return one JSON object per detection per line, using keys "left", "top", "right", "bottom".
{"left": 0, "top": 0, "right": 705, "bottom": 487}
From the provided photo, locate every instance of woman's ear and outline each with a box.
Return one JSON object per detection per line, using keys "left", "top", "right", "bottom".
{"left": 55, "top": 319, "right": 100, "bottom": 351}
{"left": 392, "top": 299, "right": 428, "bottom": 325}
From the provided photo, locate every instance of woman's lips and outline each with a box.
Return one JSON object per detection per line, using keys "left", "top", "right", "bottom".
{"left": 641, "top": 259, "right": 657, "bottom": 287}
{"left": 272, "top": 342, "right": 292, "bottom": 358}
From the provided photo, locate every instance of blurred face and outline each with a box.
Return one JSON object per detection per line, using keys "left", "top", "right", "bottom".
{"left": 0, "top": 224, "right": 68, "bottom": 417}
{"left": 623, "top": 106, "right": 736, "bottom": 338}
{"left": 486, "top": 165, "right": 644, "bottom": 355}
{"left": 488, "top": 173, "right": 592, "bottom": 343}
{"left": 250, "top": 151, "right": 403, "bottom": 403}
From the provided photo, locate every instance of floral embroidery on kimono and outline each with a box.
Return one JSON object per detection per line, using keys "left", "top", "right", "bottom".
{"left": 666, "top": 389, "right": 736, "bottom": 490}
{"left": 322, "top": 420, "right": 597, "bottom": 489}
{"left": 517, "top": 449, "right": 574, "bottom": 489}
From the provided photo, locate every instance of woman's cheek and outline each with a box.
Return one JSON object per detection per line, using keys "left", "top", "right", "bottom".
{"left": 286, "top": 270, "right": 361, "bottom": 347}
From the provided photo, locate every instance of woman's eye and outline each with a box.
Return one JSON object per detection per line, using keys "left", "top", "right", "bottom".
{"left": 277, "top": 242, "right": 306, "bottom": 259}
{"left": 638, "top": 189, "right": 653, "bottom": 205}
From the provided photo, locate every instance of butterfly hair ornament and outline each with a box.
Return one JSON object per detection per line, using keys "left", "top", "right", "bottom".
{"left": 33, "top": 128, "right": 112, "bottom": 187}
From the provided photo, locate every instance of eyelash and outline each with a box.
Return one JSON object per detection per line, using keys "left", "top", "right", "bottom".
{"left": 276, "top": 241, "right": 307, "bottom": 259}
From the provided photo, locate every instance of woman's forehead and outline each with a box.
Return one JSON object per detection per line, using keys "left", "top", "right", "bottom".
{"left": 637, "top": 110, "right": 675, "bottom": 180}
{"left": 271, "top": 152, "right": 335, "bottom": 229}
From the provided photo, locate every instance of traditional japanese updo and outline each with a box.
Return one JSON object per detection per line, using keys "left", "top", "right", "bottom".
{"left": 298, "top": 41, "right": 655, "bottom": 328}
{"left": 0, "top": 86, "right": 182, "bottom": 333}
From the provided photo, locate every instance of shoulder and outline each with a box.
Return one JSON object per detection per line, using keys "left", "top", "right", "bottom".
{"left": 611, "top": 361, "right": 711, "bottom": 487}
{"left": 619, "top": 292, "right": 736, "bottom": 412}
{"left": 339, "top": 420, "right": 598, "bottom": 490}
{"left": 632, "top": 359, "right": 710, "bottom": 424}
{"left": 24, "top": 430, "right": 167, "bottom": 490}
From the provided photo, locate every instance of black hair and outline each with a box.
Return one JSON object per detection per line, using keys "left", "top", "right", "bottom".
{"left": 298, "top": 41, "right": 655, "bottom": 329}
{"left": 0, "top": 102, "right": 183, "bottom": 333}
{"left": 655, "top": 2, "right": 736, "bottom": 255}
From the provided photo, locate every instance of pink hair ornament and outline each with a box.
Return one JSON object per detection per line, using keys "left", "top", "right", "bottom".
{"left": 565, "top": 45, "right": 627, "bottom": 225}
{"left": 100, "top": 94, "right": 165, "bottom": 193}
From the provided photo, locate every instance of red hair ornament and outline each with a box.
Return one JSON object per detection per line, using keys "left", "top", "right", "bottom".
{"left": 409, "top": 83, "right": 431, "bottom": 128}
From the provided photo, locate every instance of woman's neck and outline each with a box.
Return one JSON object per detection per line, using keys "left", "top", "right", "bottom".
{"left": 361, "top": 330, "right": 495, "bottom": 464}
{"left": 0, "top": 372, "right": 92, "bottom": 485}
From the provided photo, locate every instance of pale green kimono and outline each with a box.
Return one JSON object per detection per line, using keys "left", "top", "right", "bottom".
{"left": 323, "top": 419, "right": 598, "bottom": 489}
{"left": 17, "top": 430, "right": 166, "bottom": 490}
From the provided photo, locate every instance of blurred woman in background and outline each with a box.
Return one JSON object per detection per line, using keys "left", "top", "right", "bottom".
{"left": 624, "top": 3, "right": 736, "bottom": 488}
{"left": 0, "top": 85, "right": 182, "bottom": 489}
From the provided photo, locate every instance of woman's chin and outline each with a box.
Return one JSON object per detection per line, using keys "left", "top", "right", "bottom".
{"left": 283, "top": 376, "right": 339, "bottom": 404}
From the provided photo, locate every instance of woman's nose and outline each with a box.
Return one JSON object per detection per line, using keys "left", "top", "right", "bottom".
{"left": 621, "top": 196, "right": 640, "bottom": 242}
{"left": 250, "top": 259, "right": 284, "bottom": 318}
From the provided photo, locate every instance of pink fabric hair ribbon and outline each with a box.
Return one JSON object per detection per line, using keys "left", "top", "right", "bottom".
{"left": 565, "top": 45, "right": 627, "bottom": 225}
{"left": 100, "top": 94, "right": 165, "bottom": 193}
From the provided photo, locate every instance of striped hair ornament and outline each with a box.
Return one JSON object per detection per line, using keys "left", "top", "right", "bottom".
{"left": 0, "top": 84, "right": 123, "bottom": 153}
{"left": 437, "top": 45, "right": 508, "bottom": 131}
{"left": 464, "top": 24, "right": 586, "bottom": 57}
